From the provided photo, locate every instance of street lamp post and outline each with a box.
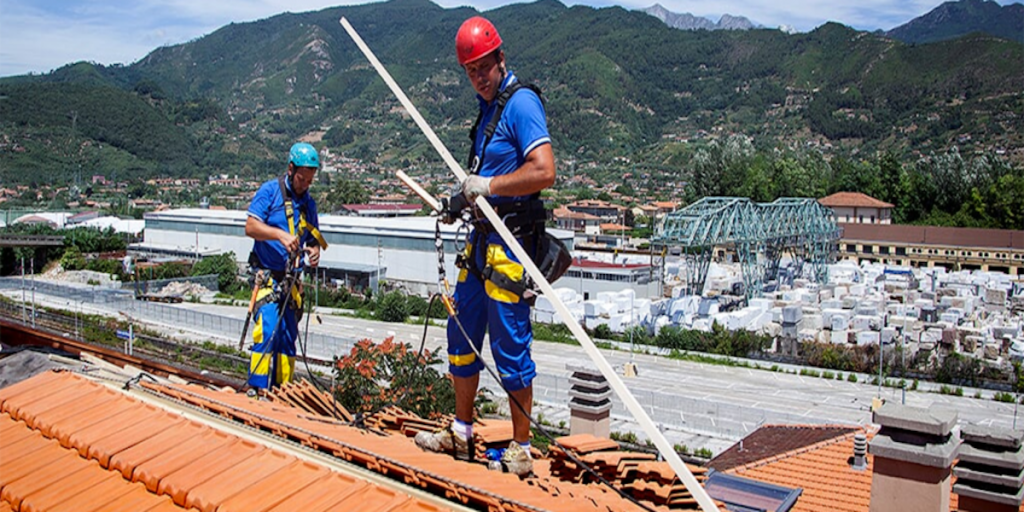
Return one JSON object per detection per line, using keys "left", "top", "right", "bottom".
{"left": 878, "top": 315, "right": 886, "bottom": 398}
{"left": 20, "top": 257, "right": 26, "bottom": 324}
{"left": 30, "top": 256, "right": 35, "bottom": 328}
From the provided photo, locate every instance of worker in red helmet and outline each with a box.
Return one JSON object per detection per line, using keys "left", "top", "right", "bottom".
{"left": 415, "top": 16, "right": 556, "bottom": 478}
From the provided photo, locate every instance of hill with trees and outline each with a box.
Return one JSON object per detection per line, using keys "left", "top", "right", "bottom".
{"left": 0, "top": 0, "right": 1021, "bottom": 228}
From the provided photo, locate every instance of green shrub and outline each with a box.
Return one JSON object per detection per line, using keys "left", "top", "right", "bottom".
{"left": 848, "top": 373, "right": 858, "bottom": 383}
{"left": 375, "top": 291, "right": 408, "bottom": 323}
{"left": 534, "top": 323, "right": 577, "bottom": 345}
{"left": 60, "top": 246, "right": 86, "bottom": 270}
{"left": 994, "top": 391, "right": 1015, "bottom": 403}
{"left": 610, "top": 431, "right": 638, "bottom": 444}
{"left": 332, "top": 337, "right": 454, "bottom": 419}
{"left": 593, "top": 324, "right": 615, "bottom": 340}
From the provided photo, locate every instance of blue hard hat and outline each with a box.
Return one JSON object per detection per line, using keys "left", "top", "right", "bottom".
{"left": 289, "top": 142, "right": 320, "bottom": 169}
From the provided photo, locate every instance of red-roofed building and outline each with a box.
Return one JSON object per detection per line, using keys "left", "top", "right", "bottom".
{"left": 553, "top": 207, "right": 602, "bottom": 233}
{"left": 819, "top": 192, "right": 893, "bottom": 225}
{"left": 567, "top": 200, "right": 623, "bottom": 222}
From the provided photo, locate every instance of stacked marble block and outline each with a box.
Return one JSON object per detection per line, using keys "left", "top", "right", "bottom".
{"left": 954, "top": 424, "right": 1024, "bottom": 512}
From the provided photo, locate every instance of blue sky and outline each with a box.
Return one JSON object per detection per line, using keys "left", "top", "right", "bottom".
{"left": 0, "top": 0, "right": 1019, "bottom": 77}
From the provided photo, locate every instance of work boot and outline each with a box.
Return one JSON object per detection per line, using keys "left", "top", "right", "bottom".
{"left": 414, "top": 426, "right": 474, "bottom": 461}
{"left": 500, "top": 441, "right": 533, "bottom": 477}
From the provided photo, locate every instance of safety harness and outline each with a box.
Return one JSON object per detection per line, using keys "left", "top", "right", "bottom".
{"left": 454, "top": 81, "right": 571, "bottom": 305}
{"left": 248, "top": 174, "right": 330, "bottom": 317}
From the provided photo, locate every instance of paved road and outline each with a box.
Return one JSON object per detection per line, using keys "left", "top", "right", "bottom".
{"left": 6, "top": 291, "right": 1018, "bottom": 455}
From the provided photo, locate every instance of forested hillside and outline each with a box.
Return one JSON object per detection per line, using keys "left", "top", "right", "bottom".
{"left": 0, "top": 0, "right": 1021, "bottom": 228}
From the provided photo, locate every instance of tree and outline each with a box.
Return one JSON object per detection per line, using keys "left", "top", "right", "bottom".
{"left": 323, "top": 177, "right": 370, "bottom": 212}
{"left": 190, "top": 251, "right": 241, "bottom": 293}
{"left": 376, "top": 290, "right": 409, "bottom": 323}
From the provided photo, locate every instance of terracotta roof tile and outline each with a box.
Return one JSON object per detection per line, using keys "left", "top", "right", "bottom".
{"left": 2, "top": 371, "right": 716, "bottom": 511}
{"left": 0, "top": 372, "right": 448, "bottom": 512}
{"left": 709, "top": 424, "right": 859, "bottom": 472}
{"left": 715, "top": 425, "right": 1024, "bottom": 512}
{"left": 818, "top": 192, "right": 894, "bottom": 209}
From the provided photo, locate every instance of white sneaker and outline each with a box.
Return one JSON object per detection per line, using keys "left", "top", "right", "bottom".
{"left": 414, "top": 426, "right": 474, "bottom": 461}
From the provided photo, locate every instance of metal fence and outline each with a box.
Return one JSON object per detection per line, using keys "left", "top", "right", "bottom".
{"left": 0, "top": 277, "right": 358, "bottom": 361}
{"left": 2, "top": 276, "right": 835, "bottom": 439}
{"left": 529, "top": 371, "right": 834, "bottom": 441}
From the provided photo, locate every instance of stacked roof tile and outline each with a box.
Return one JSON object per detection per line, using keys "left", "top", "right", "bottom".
{"left": 144, "top": 377, "right": 701, "bottom": 511}
{"left": 547, "top": 434, "right": 711, "bottom": 509}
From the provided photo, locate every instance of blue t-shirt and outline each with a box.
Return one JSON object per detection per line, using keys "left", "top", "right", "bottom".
{"left": 472, "top": 72, "right": 551, "bottom": 205}
{"left": 247, "top": 176, "right": 320, "bottom": 271}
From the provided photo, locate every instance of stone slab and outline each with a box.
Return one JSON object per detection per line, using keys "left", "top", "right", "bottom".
{"left": 568, "top": 375, "right": 610, "bottom": 391}
{"left": 954, "top": 464, "right": 1024, "bottom": 488}
{"left": 962, "top": 424, "right": 1024, "bottom": 450}
{"left": 954, "top": 482, "right": 1024, "bottom": 507}
{"left": 873, "top": 403, "right": 957, "bottom": 436}
{"left": 960, "top": 443, "right": 1024, "bottom": 471}
{"left": 869, "top": 430, "right": 959, "bottom": 469}
{"left": 568, "top": 398, "right": 612, "bottom": 415}
{"left": 569, "top": 386, "right": 613, "bottom": 402}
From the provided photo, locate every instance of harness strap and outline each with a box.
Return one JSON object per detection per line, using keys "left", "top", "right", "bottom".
{"left": 466, "top": 81, "right": 544, "bottom": 174}
{"left": 276, "top": 175, "right": 329, "bottom": 250}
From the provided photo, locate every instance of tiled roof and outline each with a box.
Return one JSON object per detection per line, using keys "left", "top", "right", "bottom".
{"left": 720, "top": 429, "right": 871, "bottom": 512}
{"left": 1, "top": 370, "right": 714, "bottom": 512}
{"left": 715, "top": 424, "right": 1024, "bottom": 512}
{"left": 553, "top": 207, "right": 601, "bottom": 221}
{"left": 0, "top": 371, "right": 446, "bottom": 512}
{"left": 709, "top": 424, "right": 859, "bottom": 472}
{"left": 818, "top": 192, "right": 894, "bottom": 209}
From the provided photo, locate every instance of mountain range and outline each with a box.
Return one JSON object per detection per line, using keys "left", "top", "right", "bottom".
{"left": 640, "top": 4, "right": 757, "bottom": 31}
{"left": 886, "top": 0, "right": 1024, "bottom": 44}
{"left": 0, "top": 0, "right": 1020, "bottom": 187}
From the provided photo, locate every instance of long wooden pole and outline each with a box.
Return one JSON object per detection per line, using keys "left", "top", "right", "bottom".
{"left": 339, "top": 17, "right": 716, "bottom": 511}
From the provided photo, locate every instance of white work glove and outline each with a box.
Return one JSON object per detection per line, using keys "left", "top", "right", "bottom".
{"left": 462, "top": 175, "right": 492, "bottom": 201}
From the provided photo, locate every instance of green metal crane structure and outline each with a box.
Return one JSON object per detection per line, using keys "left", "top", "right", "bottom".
{"left": 654, "top": 197, "right": 839, "bottom": 302}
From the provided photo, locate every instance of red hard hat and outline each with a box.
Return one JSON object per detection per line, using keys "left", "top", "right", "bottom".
{"left": 456, "top": 16, "right": 502, "bottom": 66}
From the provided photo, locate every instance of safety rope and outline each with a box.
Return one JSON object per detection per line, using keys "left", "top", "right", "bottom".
{"left": 435, "top": 216, "right": 659, "bottom": 512}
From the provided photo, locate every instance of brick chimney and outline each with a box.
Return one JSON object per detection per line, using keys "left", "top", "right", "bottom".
{"left": 954, "top": 424, "right": 1024, "bottom": 512}
{"left": 868, "top": 403, "right": 958, "bottom": 512}
{"left": 566, "top": 364, "right": 612, "bottom": 438}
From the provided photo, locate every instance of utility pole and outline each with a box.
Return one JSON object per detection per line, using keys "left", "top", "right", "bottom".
{"left": 20, "top": 257, "right": 26, "bottom": 324}
{"left": 376, "top": 236, "right": 383, "bottom": 295}
{"left": 30, "top": 256, "right": 35, "bottom": 328}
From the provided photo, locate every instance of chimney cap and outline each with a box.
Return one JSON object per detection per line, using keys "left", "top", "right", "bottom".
{"left": 961, "top": 423, "right": 1024, "bottom": 450}
{"left": 872, "top": 403, "right": 957, "bottom": 437}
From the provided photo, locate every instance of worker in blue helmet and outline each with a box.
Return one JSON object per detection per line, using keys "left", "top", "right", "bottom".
{"left": 243, "top": 142, "right": 329, "bottom": 391}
